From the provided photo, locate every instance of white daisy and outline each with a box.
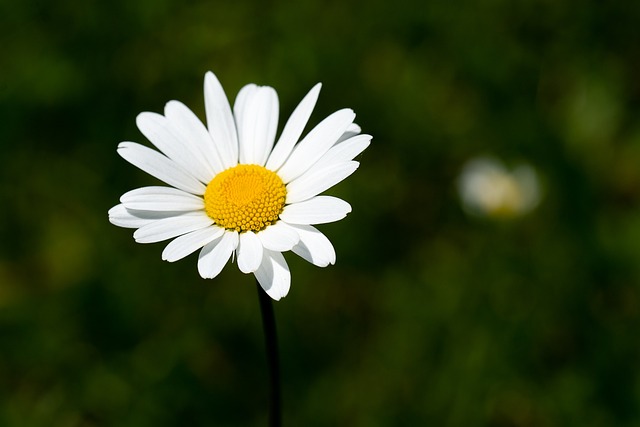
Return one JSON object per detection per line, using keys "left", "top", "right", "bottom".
{"left": 109, "top": 71, "right": 370, "bottom": 300}
{"left": 458, "top": 156, "right": 541, "bottom": 218}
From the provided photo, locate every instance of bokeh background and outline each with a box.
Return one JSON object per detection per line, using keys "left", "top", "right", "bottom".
{"left": 2, "top": 0, "right": 640, "bottom": 425}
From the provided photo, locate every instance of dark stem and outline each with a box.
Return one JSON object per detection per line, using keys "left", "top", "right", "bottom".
{"left": 256, "top": 280, "right": 282, "bottom": 427}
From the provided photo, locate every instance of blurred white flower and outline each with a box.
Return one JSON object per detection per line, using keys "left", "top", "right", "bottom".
{"left": 458, "top": 157, "right": 541, "bottom": 218}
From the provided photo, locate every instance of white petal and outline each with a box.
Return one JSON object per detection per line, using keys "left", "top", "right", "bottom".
{"left": 285, "top": 161, "right": 359, "bottom": 204}
{"left": 277, "top": 109, "right": 356, "bottom": 183}
{"left": 236, "top": 86, "right": 279, "bottom": 166}
{"left": 164, "top": 100, "right": 225, "bottom": 175}
{"left": 237, "top": 231, "right": 264, "bottom": 273}
{"left": 335, "top": 123, "right": 361, "bottom": 144}
{"left": 197, "top": 230, "right": 239, "bottom": 279}
{"left": 121, "top": 186, "right": 204, "bottom": 211}
{"left": 133, "top": 212, "right": 213, "bottom": 243}
{"left": 233, "top": 84, "right": 258, "bottom": 128}
{"left": 280, "top": 196, "right": 351, "bottom": 225}
{"left": 109, "top": 204, "right": 180, "bottom": 229}
{"left": 315, "top": 134, "right": 371, "bottom": 168}
{"left": 204, "top": 71, "right": 239, "bottom": 169}
{"left": 162, "top": 226, "right": 225, "bottom": 262}
{"left": 136, "top": 112, "right": 212, "bottom": 184}
{"left": 117, "top": 142, "right": 206, "bottom": 195}
{"left": 254, "top": 250, "right": 291, "bottom": 301}
{"left": 233, "top": 84, "right": 257, "bottom": 162}
{"left": 289, "top": 224, "right": 336, "bottom": 267}
{"left": 257, "top": 221, "right": 300, "bottom": 251}
{"left": 266, "top": 83, "right": 322, "bottom": 171}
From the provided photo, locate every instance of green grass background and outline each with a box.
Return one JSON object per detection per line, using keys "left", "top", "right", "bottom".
{"left": 2, "top": 0, "right": 640, "bottom": 425}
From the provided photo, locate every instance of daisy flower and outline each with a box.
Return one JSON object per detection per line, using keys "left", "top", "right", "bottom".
{"left": 109, "top": 71, "right": 370, "bottom": 300}
{"left": 458, "top": 156, "right": 541, "bottom": 218}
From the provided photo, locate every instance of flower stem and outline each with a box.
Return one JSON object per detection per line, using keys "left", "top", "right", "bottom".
{"left": 256, "top": 280, "right": 282, "bottom": 427}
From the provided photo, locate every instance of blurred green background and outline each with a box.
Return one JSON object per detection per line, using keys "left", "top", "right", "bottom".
{"left": 2, "top": 0, "right": 640, "bottom": 425}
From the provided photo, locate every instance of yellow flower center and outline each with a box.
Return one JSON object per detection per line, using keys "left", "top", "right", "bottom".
{"left": 204, "top": 164, "right": 286, "bottom": 232}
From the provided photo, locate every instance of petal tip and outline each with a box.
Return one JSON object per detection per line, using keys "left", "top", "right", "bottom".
{"left": 116, "top": 141, "right": 131, "bottom": 151}
{"left": 135, "top": 111, "right": 152, "bottom": 126}
{"left": 270, "top": 293, "right": 282, "bottom": 302}
{"left": 164, "top": 100, "right": 180, "bottom": 113}
{"left": 204, "top": 71, "right": 219, "bottom": 85}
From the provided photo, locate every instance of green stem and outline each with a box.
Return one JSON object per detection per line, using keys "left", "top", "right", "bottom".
{"left": 257, "top": 280, "right": 282, "bottom": 427}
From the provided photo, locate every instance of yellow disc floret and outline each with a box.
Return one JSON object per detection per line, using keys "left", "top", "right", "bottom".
{"left": 204, "top": 164, "right": 286, "bottom": 232}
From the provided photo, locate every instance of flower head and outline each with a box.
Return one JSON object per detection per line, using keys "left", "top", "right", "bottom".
{"left": 109, "top": 72, "right": 370, "bottom": 300}
{"left": 458, "top": 157, "right": 541, "bottom": 219}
